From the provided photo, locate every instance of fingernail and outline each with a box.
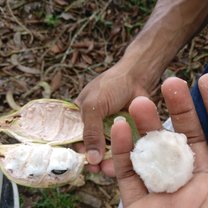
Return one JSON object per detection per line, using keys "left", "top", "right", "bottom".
{"left": 87, "top": 150, "right": 102, "bottom": 165}
{"left": 114, "top": 116, "right": 126, "bottom": 124}
{"left": 134, "top": 96, "right": 150, "bottom": 101}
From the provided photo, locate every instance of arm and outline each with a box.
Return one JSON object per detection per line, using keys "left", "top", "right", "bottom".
{"left": 121, "top": 0, "right": 208, "bottom": 95}
{"left": 76, "top": 0, "right": 208, "bottom": 174}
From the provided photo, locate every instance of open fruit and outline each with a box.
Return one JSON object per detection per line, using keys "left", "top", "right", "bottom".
{"left": 0, "top": 98, "right": 135, "bottom": 188}
{"left": 0, "top": 143, "right": 86, "bottom": 188}
{"left": 0, "top": 99, "right": 84, "bottom": 145}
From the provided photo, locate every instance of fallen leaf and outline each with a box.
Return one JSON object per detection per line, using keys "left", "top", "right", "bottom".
{"left": 81, "top": 54, "right": 93, "bottom": 65}
{"left": 13, "top": 32, "right": 22, "bottom": 49}
{"left": 70, "top": 174, "right": 85, "bottom": 187}
{"left": 71, "top": 50, "right": 79, "bottom": 65}
{"left": 77, "top": 191, "right": 102, "bottom": 208}
{"left": 55, "top": 0, "right": 68, "bottom": 6}
{"left": 86, "top": 172, "right": 114, "bottom": 186}
{"left": 6, "top": 90, "right": 21, "bottom": 110}
{"left": 10, "top": 54, "right": 40, "bottom": 74}
{"left": 110, "top": 25, "right": 121, "bottom": 37}
{"left": 104, "top": 55, "right": 113, "bottom": 65}
{"left": 38, "top": 81, "right": 51, "bottom": 98}
{"left": 51, "top": 70, "right": 62, "bottom": 92}
{"left": 60, "top": 13, "right": 76, "bottom": 21}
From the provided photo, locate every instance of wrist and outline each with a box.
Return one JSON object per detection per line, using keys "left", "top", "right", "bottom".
{"left": 120, "top": 42, "right": 166, "bottom": 95}
{"left": 118, "top": 0, "right": 208, "bottom": 94}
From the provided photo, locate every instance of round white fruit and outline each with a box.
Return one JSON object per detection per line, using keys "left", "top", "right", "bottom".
{"left": 130, "top": 130, "right": 195, "bottom": 193}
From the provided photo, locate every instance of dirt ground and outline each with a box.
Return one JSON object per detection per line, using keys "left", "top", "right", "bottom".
{"left": 0, "top": 0, "right": 208, "bottom": 207}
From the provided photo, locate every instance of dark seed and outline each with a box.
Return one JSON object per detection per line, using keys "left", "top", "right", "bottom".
{"left": 51, "top": 169, "right": 68, "bottom": 175}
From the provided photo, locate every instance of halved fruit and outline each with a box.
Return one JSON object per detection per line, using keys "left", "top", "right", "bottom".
{"left": 0, "top": 99, "right": 84, "bottom": 145}
{"left": 0, "top": 143, "right": 86, "bottom": 188}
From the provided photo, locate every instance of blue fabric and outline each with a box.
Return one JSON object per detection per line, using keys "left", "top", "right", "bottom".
{"left": 191, "top": 65, "right": 208, "bottom": 139}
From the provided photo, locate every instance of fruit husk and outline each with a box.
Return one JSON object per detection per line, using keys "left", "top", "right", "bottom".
{"left": 0, "top": 99, "right": 84, "bottom": 145}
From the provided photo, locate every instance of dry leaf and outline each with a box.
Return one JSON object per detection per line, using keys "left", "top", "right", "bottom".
{"left": 10, "top": 55, "right": 40, "bottom": 74}
{"left": 60, "top": 13, "right": 76, "bottom": 20}
{"left": 71, "top": 50, "right": 79, "bottom": 65}
{"left": 110, "top": 25, "right": 121, "bottom": 37}
{"left": 38, "top": 81, "right": 51, "bottom": 98}
{"left": 51, "top": 70, "right": 62, "bottom": 92}
{"left": 86, "top": 172, "right": 115, "bottom": 186}
{"left": 77, "top": 191, "right": 102, "bottom": 208}
{"left": 6, "top": 90, "right": 21, "bottom": 110}
{"left": 55, "top": 0, "right": 68, "bottom": 6}
{"left": 50, "top": 40, "right": 65, "bottom": 54}
{"left": 81, "top": 54, "right": 93, "bottom": 65}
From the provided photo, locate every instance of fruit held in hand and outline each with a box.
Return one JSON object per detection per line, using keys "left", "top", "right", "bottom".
{"left": 130, "top": 130, "right": 195, "bottom": 193}
{"left": 0, "top": 99, "right": 114, "bottom": 188}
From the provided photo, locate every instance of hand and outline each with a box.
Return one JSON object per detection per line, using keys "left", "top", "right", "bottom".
{"left": 111, "top": 75, "right": 208, "bottom": 208}
{"left": 75, "top": 0, "right": 207, "bottom": 177}
{"left": 75, "top": 59, "right": 156, "bottom": 176}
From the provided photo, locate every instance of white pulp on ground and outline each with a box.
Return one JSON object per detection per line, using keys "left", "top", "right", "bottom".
{"left": 130, "top": 130, "right": 195, "bottom": 193}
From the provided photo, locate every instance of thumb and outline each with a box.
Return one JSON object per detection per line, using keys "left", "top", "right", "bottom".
{"left": 111, "top": 117, "right": 147, "bottom": 207}
{"left": 75, "top": 98, "right": 105, "bottom": 165}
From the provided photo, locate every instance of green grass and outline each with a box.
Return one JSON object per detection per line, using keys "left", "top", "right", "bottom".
{"left": 20, "top": 188, "right": 78, "bottom": 208}
{"left": 44, "top": 14, "right": 60, "bottom": 27}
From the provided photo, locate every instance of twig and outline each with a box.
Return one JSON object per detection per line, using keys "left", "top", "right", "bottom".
{"left": 0, "top": 46, "right": 49, "bottom": 58}
{"left": 21, "top": 81, "right": 51, "bottom": 98}
{"left": 43, "top": 63, "right": 73, "bottom": 79}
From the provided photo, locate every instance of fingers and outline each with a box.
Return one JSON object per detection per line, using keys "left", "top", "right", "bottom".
{"left": 73, "top": 142, "right": 101, "bottom": 173}
{"left": 100, "top": 159, "right": 115, "bottom": 177}
{"left": 111, "top": 97, "right": 163, "bottom": 206}
{"left": 82, "top": 108, "right": 106, "bottom": 165}
{"left": 129, "top": 96, "right": 162, "bottom": 135}
{"left": 75, "top": 91, "right": 106, "bottom": 165}
{"left": 161, "top": 77, "right": 205, "bottom": 143}
{"left": 111, "top": 118, "right": 147, "bottom": 207}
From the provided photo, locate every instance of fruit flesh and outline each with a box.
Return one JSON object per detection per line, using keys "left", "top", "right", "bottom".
{"left": 130, "top": 130, "right": 195, "bottom": 193}
{"left": 0, "top": 143, "right": 86, "bottom": 188}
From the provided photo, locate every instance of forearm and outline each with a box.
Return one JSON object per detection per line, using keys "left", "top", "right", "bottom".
{"left": 122, "top": 0, "right": 208, "bottom": 93}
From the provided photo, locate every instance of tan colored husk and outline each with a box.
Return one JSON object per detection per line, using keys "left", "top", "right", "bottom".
{"left": 0, "top": 99, "right": 84, "bottom": 145}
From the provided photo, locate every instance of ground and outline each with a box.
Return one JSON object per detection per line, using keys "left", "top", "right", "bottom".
{"left": 0, "top": 0, "right": 208, "bottom": 207}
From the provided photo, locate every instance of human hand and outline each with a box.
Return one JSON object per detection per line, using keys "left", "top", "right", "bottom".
{"left": 75, "top": 58, "right": 157, "bottom": 176}
{"left": 111, "top": 75, "right": 208, "bottom": 208}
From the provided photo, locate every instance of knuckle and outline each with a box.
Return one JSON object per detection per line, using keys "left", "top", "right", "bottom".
{"left": 82, "top": 98, "right": 96, "bottom": 111}
{"left": 82, "top": 96, "right": 109, "bottom": 118}
{"left": 83, "top": 128, "right": 104, "bottom": 149}
{"left": 114, "top": 154, "right": 135, "bottom": 180}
